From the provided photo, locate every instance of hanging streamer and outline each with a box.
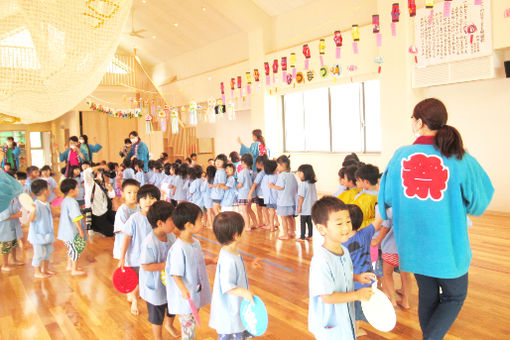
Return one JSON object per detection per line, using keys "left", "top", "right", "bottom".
{"left": 246, "top": 72, "right": 252, "bottom": 95}
{"left": 372, "top": 15, "right": 382, "bottom": 47}
{"left": 391, "top": 3, "right": 400, "bottom": 36}
{"left": 319, "top": 39, "right": 326, "bottom": 66}
{"left": 227, "top": 102, "right": 236, "bottom": 120}
{"left": 237, "top": 76, "right": 243, "bottom": 99}
{"left": 189, "top": 101, "right": 198, "bottom": 126}
{"left": 290, "top": 53, "right": 297, "bottom": 79}
{"left": 170, "top": 109, "right": 179, "bottom": 134}
{"left": 281, "top": 57, "right": 288, "bottom": 83}
{"left": 443, "top": 0, "right": 452, "bottom": 17}
{"left": 264, "top": 62, "right": 270, "bottom": 86}
{"left": 409, "top": 45, "right": 418, "bottom": 63}
{"left": 302, "top": 44, "right": 311, "bottom": 70}
{"left": 333, "top": 30, "right": 343, "bottom": 59}
{"left": 145, "top": 114, "right": 152, "bottom": 135}
{"left": 220, "top": 82, "right": 225, "bottom": 104}
{"left": 474, "top": 0, "right": 482, "bottom": 5}
{"left": 352, "top": 25, "right": 360, "bottom": 54}
{"left": 230, "top": 78, "right": 235, "bottom": 99}
{"left": 159, "top": 107, "right": 168, "bottom": 132}
{"left": 426, "top": 0, "right": 434, "bottom": 23}
{"left": 375, "top": 56, "right": 384, "bottom": 74}
{"left": 330, "top": 64, "right": 341, "bottom": 82}
{"left": 409, "top": 0, "right": 417, "bottom": 17}
{"left": 272, "top": 59, "right": 278, "bottom": 85}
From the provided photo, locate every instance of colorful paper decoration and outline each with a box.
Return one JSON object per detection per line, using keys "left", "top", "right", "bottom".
{"left": 474, "top": 0, "right": 482, "bottom": 5}
{"left": 425, "top": 0, "right": 434, "bottom": 9}
{"left": 290, "top": 53, "right": 297, "bottom": 79}
{"left": 320, "top": 66, "right": 328, "bottom": 78}
{"left": 220, "top": 82, "right": 225, "bottom": 103}
{"left": 330, "top": 64, "right": 341, "bottom": 82}
{"left": 170, "top": 109, "right": 179, "bottom": 134}
{"left": 264, "top": 62, "right": 270, "bottom": 86}
{"left": 236, "top": 76, "right": 243, "bottom": 99}
{"left": 444, "top": 0, "right": 452, "bottom": 17}
{"left": 409, "top": 45, "right": 418, "bottom": 63}
{"left": 159, "top": 107, "right": 168, "bottom": 132}
{"left": 352, "top": 25, "right": 360, "bottom": 54}
{"left": 272, "top": 59, "right": 278, "bottom": 84}
{"left": 319, "top": 39, "right": 326, "bottom": 66}
{"left": 464, "top": 24, "right": 477, "bottom": 43}
{"left": 254, "top": 69, "right": 260, "bottom": 82}
{"left": 333, "top": 30, "right": 343, "bottom": 58}
{"left": 246, "top": 72, "right": 252, "bottom": 95}
{"left": 391, "top": 3, "right": 400, "bottom": 36}
{"left": 286, "top": 74, "right": 293, "bottom": 85}
{"left": 409, "top": 0, "right": 417, "bottom": 17}
{"left": 375, "top": 56, "right": 384, "bottom": 74}
{"left": 307, "top": 70, "right": 314, "bottom": 81}
{"left": 281, "top": 57, "right": 288, "bottom": 83}
{"left": 230, "top": 78, "right": 235, "bottom": 99}
{"left": 145, "top": 113, "right": 152, "bottom": 135}
{"left": 302, "top": 44, "right": 311, "bottom": 70}
{"left": 372, "top": 15, "right": 382, "bottom": 47}
{"left": 296, "top": 72, "right": 304, "bottom": 84}
{"left": 86, "top": 100, "right": 141, "bottom": 119}
{"left": 189, "top": 101, "right": 198, "bottom": 126}
{"left": 227, "top": 102, "right": 236, "bottom": 120}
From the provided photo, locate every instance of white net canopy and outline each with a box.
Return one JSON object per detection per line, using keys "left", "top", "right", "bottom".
{"left": 0, "top": 0, "right": 132, "bottom": 123}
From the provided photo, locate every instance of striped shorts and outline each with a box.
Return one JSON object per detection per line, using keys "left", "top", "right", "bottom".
{"left": 64, "top": 240, "right": 80, "bottom": 262}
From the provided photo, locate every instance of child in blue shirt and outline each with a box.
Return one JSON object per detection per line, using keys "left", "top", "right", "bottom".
{"left": 202, "top": 166, "right": 216, "bottom": 229}
{"left": 134, "top": 159, "right": 146, "bottom": 186}
{"left": 297, "top": 164, "right": 318, "bottom": 241}
{"left": 210, "top": 212, "right": 255, "bottom": 339}
{"left": 236, "top": 154, "right": 256, "bottom": 230}
{"left": 141, "top": 200, "right": 179, "bottom": 339}
{"left": 247, "top": 156, "right": 268, "bottom": 228}
{"left": 69, "top": 166, "right": 85, "bottom": 207}
{"left": 309, "top": 196, "right": 375, "bottom": 340}
{"left": 40, "top": 165, "right": 59, "bottom": 204}
{"left": 28, "top": 179, "right": 55, "bottom": 279}
{"left": 260, "top": 160, "right": 278, "bottom": 232}
{"left": 220, "top": 164, "right": 237, "bottom": 212}
{"left": 172, "top": 164, "right": 189, "bottom": 203}
{"left": 119, "top": 184, "right": 161, "bottom": 316}
{"left": 25, "top": 166, "right": 40, "bottom": 195}
{"left": 113, "top": 179, "right": 140, "bottom": 261}
{"left": 122, "top": 158, "right": 136, "bottom": 181}
{"left": 210, "top": 154, "right": 228, "bottom": 216}
{"left": 165, "top": 202, "right": 215, "bottom": 340}
{"left": 188, "top": 165, "right": 204, "bottom": 208}
{"left": 57, "top": 179, "right": 86, "bottom": 276}
{"left": 269, "top": 155, "right": 298, "bottom": 240}
{"left": 0, "top": 196, "right": 22, "bottom": 272}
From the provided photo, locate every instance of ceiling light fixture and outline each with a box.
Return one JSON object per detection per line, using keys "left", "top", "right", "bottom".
{"left": 173, "top": 23, "right": 179, "bottom": 27}
{"left": 202, "top": 7, "right": 206, "bottom": 11}
{"left": 152, "top": 35, "right": 156, "bottom": 39}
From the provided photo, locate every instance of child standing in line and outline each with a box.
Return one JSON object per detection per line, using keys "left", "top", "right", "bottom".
{"left": 229, "top": 151, "right": 242, "bottom": 179}
{"left": 371, "top": 207, "right": 412, "bottom": 309}
{"left": 140, "top": 201, "right": 179, "bottom": 339}
{"left": 309, "top": 196, "right": 375, "bottom": 340}
{"left": 296, "top": 164, "right": 318, "bottom": 242}
{"left": 164, "top": 163, "right": 178, "bottom": 205}
{"left": 165, "top": 202, "right": 214, "bottom": 340}
{"left": 28, "top": 179, "right": 56, "bottom": 279}
{"left": 352, "top": 164, "right": 380, "bottom": 229}
{"left": 209, "top": 212, "right": 255, "bottom": 339}
{"left": 188, "top": 165, "right": 204, "bottom": 208}
{"left": 342, "top": 204, "right": 383, "bottom": 337}
{"left": 220, "top": 164, "right": 237, "bottom": 212}
{"left": 201, "top": 166, "right": 216, "bottom": 229}
{"left": 236, "top": 154, "right": 257, "bottom": 230}
{"left": 40, "top": 165, "right": 59, "bottom": 204}
{"left": 260, "top": 160, "right": 278, "bottom": 231}
{"left": 210, "top": 154, "right": 228, "bottom": 216}
{"left": 269, "top": 155, "right": 298, "bottom": 240}
{"left": 147, "top": 160, "right": 156, "bottom": 185}
{"left": 248, "top": 156, "right": 267, "bottom": 228}
{"left": 113, "top": 179, "right": 140, "bottom": 262}
{"left": 119, "top": 184, "right": 161, "bottom": 315}
{"left": 122, "top": 158, "right": 135, "bottom": 181}
{"left": 153, "top": 161, "right": 164, "bottom": 189}
{"left": 0, "top": 196, "right": 23, "bottom": 271}
{"left": 172, "top": 164, "right": 188, "bottom": 203}
{"left": 135, "top": 159, "right": 147, "bottom": 186}
{"left": 57, "top": 179, "right": 86, "bottom": 276}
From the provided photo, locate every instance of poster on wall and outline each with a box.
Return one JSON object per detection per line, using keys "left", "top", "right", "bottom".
{"left": 414, "top": 0, "right": 492, "bottom": 67}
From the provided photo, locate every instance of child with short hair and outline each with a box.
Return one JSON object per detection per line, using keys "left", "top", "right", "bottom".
{"left": 25, "top": 166, "right": 40, "bottom": 195}
{"left": 188, "top": 165, "right": 204, "bottom": 208}
{"left": 210, "top": 154, "right": 228, "bottom": 216}
{"left": 207, "top": 158, "right": 214, "bottom": 166}
{"left": 297, "top": 164, "right": 318, "bottom": 241}
{"left": 247, "top": 156, "right": 268, "bottom": 228}
{"left": 269, "top": 155, "right": 298, "bottom": 240}
{"left": 57, "top": 179, "right": 86, "bottom": 276}
{"left": 28, "top": 179, "right": 55, "bottom": 278}
{"left": 260, "top": 160, "right": 278, "bottom": 231}
{"left": 0, "top": 196, "right": 23, "bottom": 271}
{"left": 141, "top": 200, "right": 179, "bottom": 339}
{"left": 220, "top": 164, "right": 237, "bottom": 212}
{"left": 135, "top": 159, "right": 146, "bottom": 186}
{"left": 201, "top": 165, "right": 216, "bottom": 228}
{"left": 153, "top": 161, "right": 164, "bottom": 188}
{"left": 41, "top": 165, "right": 59, "bottom": 204}
{"left": 119, "top": 184, "right": 161, "bottom": 315}
{"left": 172, "top": 163, "right": 189, "bottom": 203}
{"left": 309, "top": 196, "right": 375, "bottom": 340}
{"left": 209, "top": 212, "right": 255, "bottom": 339}
{"left": 113, "top": 179, "right": 140, "bottom": 261}
{"left": 122, "top": 158, "right": 135, "bottom": 180}
{"left": 69, "top": 166, "right": 85, "bottom": 207}
{"left": 229, "top": 151, "right": 242, "bottom": 177}
{"left": 353, "top": 164, "right": 380, "bottom": 229}
{"left": 165, "top": 202, "right": 214, "bottom": 340}
{"left": 236, "top": 154, "right": 257, "bottom": 230}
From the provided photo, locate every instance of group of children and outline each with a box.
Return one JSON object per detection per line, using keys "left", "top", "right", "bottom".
{"left": 0, "top": 147, "right": 410, "bottom": 340}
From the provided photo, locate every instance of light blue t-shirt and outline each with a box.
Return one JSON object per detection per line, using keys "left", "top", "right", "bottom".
{"left": 122, "top": 212, "right": 153, "bottom": 267}
{"left": 209, "top": 249, "right": 249, "bottom": 334}
{"left": 28, "top": 200, "right": 54, "bottom": 245}
{"left": 261, "top": 174, "right": 278, "bottom": 205}
{"left": 189, "top": 178, "right": 203, "bottom": 206}
{"left": 211, "top": 168, "right": 227, "bottom": 201}
{"left": 221, "top": 176, "right": 237, "bottom": 208}
{"left": 147, "top": 170, "right": 155, "bottom": 185}
{"left": 123, "top": 168, "right": 135, "bottom": 180}
{"left": 236, "top": 169, "right": 252, "bottom": 200}
{"left": 74, "top": 176, "right": 85, "bottom": 202}
{"left": 309, "top": 245, "right": 356, "bottom": 340}
{"left": 0, "top": 201, "right": 16, "bottom": 242}
{"left": 201, "top": 179, "right": 213, "bottom": 209}
{"left": 43, "top": 177, "right": 58, "bottom": 202}
{"left": 173, "top": 176, "right": 186, "bottom": 201}
{"left": 153, "top": 172, "right": 164, "bottom": 188}
{"left": 165, "top": 238, "right": 212, "bottom": 314}
{"left": 136, "top": 171, "right": 146, "bottom": 186}
{"left": 140, "top": 231, "right": 176, "bottom": 306}
{"left": 275, "top": 172, "right": 298, "bottom": 207}
{"left": 253, "top": 170, "right": 265, "bottom": 198}
{"left": 113, "top": 204, "right": 139, "bottom": 259}
{"left": 57, "top": 196, "right": 83, "bottom": 242}
{"left": 380, "top": 208, "right": 397, "bottom": 254}
{"left": 297, "top": 181, "right": 318, "bottom": 216}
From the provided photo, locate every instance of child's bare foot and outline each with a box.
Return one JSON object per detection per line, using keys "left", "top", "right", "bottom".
{"left": 127, "top": 294, "right": 133, "bottom": 303}
{"left": 297, "top": 238, "right": 305, "bottom": 243}
{"left": 71, "top": 270, "right": 86, "bottom": 276}
{"left": 396, "top": 288, "right": 403, "bottom": 295}
{"left": 278, "top": 235, "right": 289, "bottom": 240}
{"left": 34, "top": 272, "right": 50, "bottom": 279}
{"left": 165, "top": 323, "right": 180, "bottom": 337}
{"left": 130, "top": 300, "right": 139, "bottom": 315}
{"left": 1, "top": 266, "right": 13, "bottom": 272}
{"left": 12, "top": 261, "right": 24, "bottom": 266}
{"left": 44, "top": 270, "right": 56, "bottom": 276}
{"left": 397, "top": 299, "right": 410, "bottom": 310}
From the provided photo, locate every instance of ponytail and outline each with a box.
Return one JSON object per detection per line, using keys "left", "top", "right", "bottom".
{"left": 252, "top": 129, "right": 265, "bottom": 147}
{"left": 434, "top": 125, "right": 465, "bottom": 159}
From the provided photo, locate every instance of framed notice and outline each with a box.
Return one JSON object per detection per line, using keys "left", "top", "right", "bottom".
{"left": 415, "top": 0, "right": 492, "bottom": 67}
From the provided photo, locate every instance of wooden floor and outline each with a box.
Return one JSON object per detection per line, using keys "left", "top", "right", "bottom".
{"left": 1, "top": 212, "right": 509, "bottom": 339}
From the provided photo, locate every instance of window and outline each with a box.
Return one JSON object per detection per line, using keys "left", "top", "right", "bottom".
{"left": 282, "top": 80, "right": 381, "bottom": 153}
{"left": 30, "top": 132, "right": 44, "bottom": 168}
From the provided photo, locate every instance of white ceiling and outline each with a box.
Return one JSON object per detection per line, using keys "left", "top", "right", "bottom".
{"left": 251, "top": 0, "right": 316, "bottom": 16}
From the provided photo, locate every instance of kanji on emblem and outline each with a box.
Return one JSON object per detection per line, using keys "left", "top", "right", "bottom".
{"left": 402, "top": 153, "right": 449, "bottom": 201}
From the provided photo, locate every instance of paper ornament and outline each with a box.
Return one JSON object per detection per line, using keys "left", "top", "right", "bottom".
{"left": 254, "top": 69, "right": 260, "bottom": 82}
{"left": 444, "top": 0, "right": 452, "bottom": 17}
{"left": 145, "top": 114, "right": 152, "bottom": 135}
{"left": 296, "top": 72, "right": 304, "bottom": 84}
{"left": 425, "top": 0, "right": 434, "bottom": 9}
{"left": 372, "top": 15, "right": 382, "bottom": 47}
{"left": 375, "top": 56, "right": 384, "bottom": 74}
{"left": 272, "top": 59, "right": 278, "bottom": 85}
{"left": 319, "top": 39, "right": 326, "bottom": 66}
{"left": 333, "top": 30, "right": 343, "bottom": 59}
{"left": 464, "top": 24, "right": 477, "bottom": 43}
{"left": 159, "top": 107, "right": 168, "bottom": 132}
{"left": 281, "top": 57, "right": 288, "bottom": 83}
{"left": 330, "top": 64, "right": 341, "bottom": 82}
{"left": 352, "top": 25, "right": 360, "bottom": 54}
{"left": 320, "top": 66, "right": 328, "bottom": 78}
{"left": 408, "top": 0, "right": 417, "bottom": 17}
{"left": 246, "top": 72, "right": 252, "bottom": 95}
{"left": 302, "top": 44, "right": 311, "bottom": 70}
{"left": 307, "top": 70, "right": 314, "bottom": 82}
{"left": 230, "top": 78, "right": 235, "bottom": 99}
{"left": 290, "top": 53, "right": 297, "bottom": 79}
{"left": 474, "top": 0, "right": 482, "bottom": 5}
{"left": 391, "top": 3, "right": 400, "bottom": 36}
{"left": 286, "top": 73, "right": 293, "bottom": 85}
{"left": 409, "top": 45, "right": 418, "bottom": 63}
{"left": 264, "top": 62, "right": 270, "bottom": 86}
{"left": 227, "top": 102, "right": 236, "bottom": 120}
{"left": 189, "top": 101, "right": 198, "bottom": 126}
{"left": 236, "top": 76, "right": 243, "bottom": 99}
{"left": 220, "top": 82, "right": 225, "bottom": 103}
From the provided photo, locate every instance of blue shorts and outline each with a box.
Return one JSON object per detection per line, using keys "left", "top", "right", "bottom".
{"left": 277, "top": 205, "right": 295, "bottom": 216}
{"left": 212, "top": 199, "right": 222, "bottom": 204}
{"left": 266, "top": 203, "right": 276, "bottom": 209}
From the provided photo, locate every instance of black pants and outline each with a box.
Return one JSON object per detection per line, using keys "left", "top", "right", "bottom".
{"left": 91, "top": 209, "right": 116, "bottom": 237}
{"left": 300, "top": 215, "right": 313, "bottom": 239}
{"left": 414, "top": 273, "right": 468, "bottom": 340}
